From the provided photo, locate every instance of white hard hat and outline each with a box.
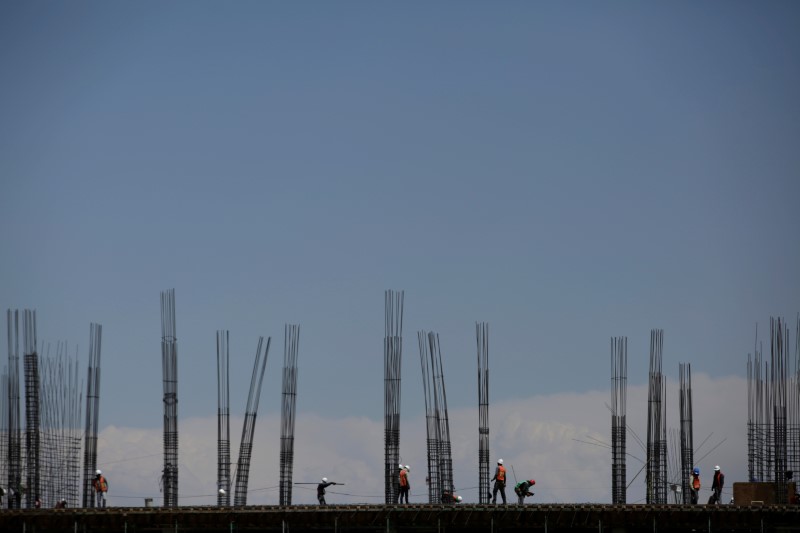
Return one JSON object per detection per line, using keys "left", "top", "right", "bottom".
{"left": 497, "top": 459, "right": 503, "bottom": 465}
{"left": 456, "top": 495, "right": 462, "bottom": 502}
{"left": 218, "top": 489, "right": 226, "bottom": 495}
{"left": 404, "top": 465, "right": 410, "bottom": 471}
{"left": 399, "top": 464, "right": 404, "bottom": 469}
{"left": 714, "top": 465, "right": 720, "bottom": 471}
{"left": 322, "top": 477, "right": 328, "bottom": 482}
{"left": 96, "top": 470, "right": 102, "bottom": 475}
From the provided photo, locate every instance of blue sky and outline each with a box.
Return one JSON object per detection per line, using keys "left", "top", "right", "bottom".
{"left": 1, "top": 1, "right": 799, "bottom": 503}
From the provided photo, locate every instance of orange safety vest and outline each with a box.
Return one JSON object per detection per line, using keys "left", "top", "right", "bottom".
{"left": 692, "top": 475, "right": 700, "bottom": 490}
{"left": 497, "top": 465, "right": 506, "bottom": 482}
{"left": 93, "top": 476, "right": 108, "bottom": 492}
{"left": 399, "top": 469, "right": 408, "bottom": 488}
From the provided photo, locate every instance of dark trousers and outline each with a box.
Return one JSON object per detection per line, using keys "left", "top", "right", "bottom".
{"left": 690, "top": 489, "right": 698, "bottom": 504}
{"left": 492, "top": 481, "right": 506, "bottom": 504}
{"left": 318, "top": 495, "right": 326, "bottom": 505}
{"left": 399, "top": 487, "right": 409, "bottom": 503}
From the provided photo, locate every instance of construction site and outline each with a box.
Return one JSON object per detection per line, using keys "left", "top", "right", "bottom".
{"left": 1, "top": 290, "right": 799, "bottom": 532}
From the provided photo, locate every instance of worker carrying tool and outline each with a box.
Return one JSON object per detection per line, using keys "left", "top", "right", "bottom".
{"left": 491, "top": 459, "right": 507, "bottom": 504}
{"left": 317, "top": 477, "right": 340, "bottom": 505}
{"left": 514, "top": 479, "right": 535, "bottom": 505}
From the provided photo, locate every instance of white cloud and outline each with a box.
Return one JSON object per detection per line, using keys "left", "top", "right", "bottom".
{"left": 96, "top": 373, "right": 748, "bottom": 506}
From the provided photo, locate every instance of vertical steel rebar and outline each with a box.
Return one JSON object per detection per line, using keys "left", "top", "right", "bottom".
{"left": 234, "top": 336, "right": 270, "bottom": 506}
{"left": 429, "top": 332, "right": 454, "bottom": 503}
{"left": 384, "top": 290, "right": 403, "bottom": 504}
{"left": 476, "top": 323, "right": 490, "bottom": 504}
{"left": 217, "top": 330, "right": 230, "bottom": 506}
{"left": 279, "top": 325, "right": 300, "bottom": 506}
{"left": 23, "top": 310, "right": 41, "bottom": 508}
{"left": 7, "top": 310, "right": 22, "bottom": 509}
{"left": 679, "top": 363, "right": 693, "bottom": 504}
{"left": 610, "top": 336, "right": 627, "bottom": 504}
{"left": 771, "top": 317, "right": 788, "bottom": 503}
{"left": 418, "top": 331, "right": 439, "bottom": 503}
{"left": 160, "top": 289, "right": 179, "bottom": 507}
{"left": 82, "top": 323, "right": 102, "bottom": 508}
{"left": 646, "top": 329, "right": 667, "bottom": 504}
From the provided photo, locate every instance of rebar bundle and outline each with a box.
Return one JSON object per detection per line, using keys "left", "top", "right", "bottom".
{"left": 23, "top": 310, "right": 40, "bottom": 508}
{"left": 216, "top": 331, "right": 230, "bottom": 506}
{"left": 646, "top": 329, "right": 667, "bottom": 504}
{"left": 418, "top": 332, "right": 439, "bottom": 503}
{"left": 39, "top": 342, "right": 83, "bottom": 508}
{"left": 384, "top": 290, "right": 403, "bottom": 504}
{"left": 770, "top": 317, "right": 789, "bottom": 503}
{"left": 678, "top": 363, "right": 693, "bottom": 504}
{"left": 234, "top": 336, "right": 270, "bottom": 506}
{"left": 476, "top": 322, "right": 490, "bottom": 504}
{"left": 82, "top": 323, "right": 102, "bottom": 508}
{"left": 610, "top": 336, "right": 627, "bottom": 504}
{"left": 6, "top": 310, "right": 22, "bottom": 509}
{"left": 160, "top": 289, "right": 179, "bottom": 507}
{"left": 279, "top": 325, "right": 300, "bottom": 506}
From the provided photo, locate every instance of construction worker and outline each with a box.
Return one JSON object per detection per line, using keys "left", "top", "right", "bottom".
{"left": 317, "top": 477, "right": 338, "bottom": 505}
{"left": 92, "top": 470, "right": 108, "bottom": 508}
{"left": 55, "top": 498, "right": 67, "bottom": 509}
{"left": 441, "top": 490, "right": 462, "bottom": 504}
{"left": 399, "top": 465, "right": 410, "bottom": 504}
{"left": 710, "top": 465, "right": 724, "bottom": 505}
{"left": 690, "top": 467, "right": 701, "bottom": 504}
{"left": 394, "top": 464, "right": 404, "bottom": 503}
{"left": 514, "top": 479, "right": 535, "bottom": 505}
{"left": 491, "top": 459, "right": 507, "bottom": 504}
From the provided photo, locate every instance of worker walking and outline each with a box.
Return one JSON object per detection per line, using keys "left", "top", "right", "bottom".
{"left": 491, "top": 459, "right": 507, "bottom": 504}
{"left": 399, "top": 465, "right": 410, "bottom": 504}
{"left": 92, "top": 470, "right": 108, "bottom": 508}
{"left": 514, "top": 479, "right": 536, "bottom": 505}
{"left": 709, "top": 465, "right": 724, "bottom": 505}
{"left": 317, "top": 477, "right": 338, "bottom": 505}
{"left": 690, "top": 467, "right": 701, "bottom": 504}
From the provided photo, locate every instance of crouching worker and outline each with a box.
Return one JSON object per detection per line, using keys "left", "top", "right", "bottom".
{"left": 514, "top": 479, "right": 535, "bottom": 505}
{"left": 441, "top": 490, "right": 462, "bottom": 504}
